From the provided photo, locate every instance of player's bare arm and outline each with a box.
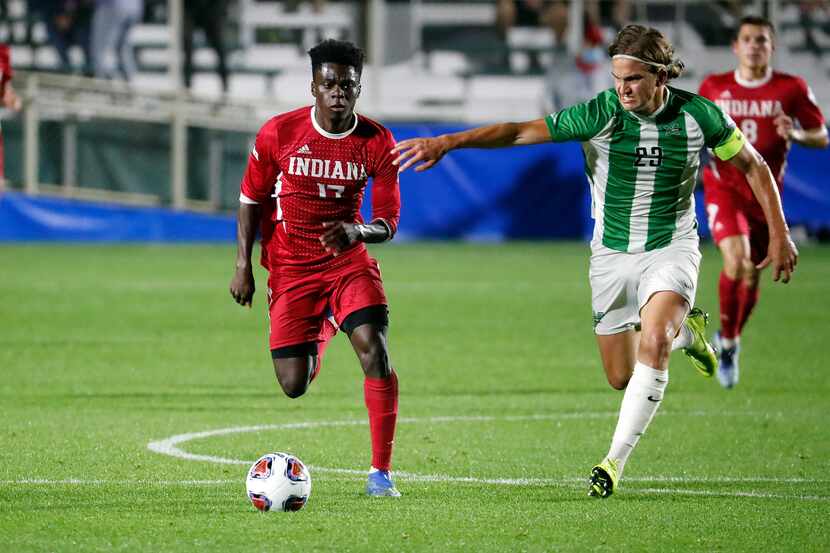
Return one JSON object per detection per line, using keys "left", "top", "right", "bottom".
{"left": 772, "top": 113, "right": 829, "bottom": 148}
{"left": 319, "top": 220, "right": 390, "bottom": 255}
{"left": 229, "top": 202, "right": 261, "bottom": 306}
{"left": 391, "top": 118, "right": 551, "bottom": 173}
{"left": 727, "top": 142, "right": 798, "bottom": 282}
{"left": 2, "top": 82, "right": 21, "bottom": 112}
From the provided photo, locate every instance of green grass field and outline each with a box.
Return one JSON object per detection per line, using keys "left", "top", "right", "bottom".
{"left": 1, "top": 242, "right": 828, "bottom": 552}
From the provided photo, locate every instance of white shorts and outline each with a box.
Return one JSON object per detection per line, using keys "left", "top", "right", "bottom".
{"left": 589, "top": 238, "right": 702, "bottom": 335}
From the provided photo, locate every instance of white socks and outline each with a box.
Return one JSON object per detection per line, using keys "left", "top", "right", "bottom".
{"left": 606, "top": 362, "right": 668, "bottom": 476}
{"left": 721, "top": 335, "right": 739, "bottom": 350}
{"left": 671, "top": 321, "right": 693, "bottom": 351}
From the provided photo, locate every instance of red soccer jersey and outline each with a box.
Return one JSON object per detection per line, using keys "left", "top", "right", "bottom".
{"left": 0, "top": 44, "right": 10, "bottom": 88}
{"left": 699, "top": 69, "right": 825, "bottom": 206}
{"left": 240, "top": 106, "right": 400, "bottom": 268}
{"left": 0, "top": 44, "right": 10, "bottom": 180}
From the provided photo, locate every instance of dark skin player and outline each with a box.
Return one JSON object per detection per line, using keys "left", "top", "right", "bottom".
{"left": 229, "top": 61, "right": 392, "bottom": 397}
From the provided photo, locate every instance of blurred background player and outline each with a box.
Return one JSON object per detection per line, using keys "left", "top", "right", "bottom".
{"left": 183, "top": 0, "right": 229, "bottom": 94}
{"left": 0, "top": 42, "right": 22, "bottom": 188}
{"left": 392, "top": 24, "right": 799, "bottom": 499}
{"left": 90, "top": 0, "right": 144, "bottom": 81}
{"left": 496, "top": 0, "right": 552, "bottom": 72}
{"left": 228, "top": 39, "right": 403, "bottom": 497}
{"left": 0, "top": 42, "right": 9, "bottom": 186}
{"left": 541, "top": 1, "right": 612, "bottom": 113}
{"left": 33, "top": 0, "right": 94, "bottom": 75}
{"left": 699, "top": 15, "right": 827, "bottom": 389}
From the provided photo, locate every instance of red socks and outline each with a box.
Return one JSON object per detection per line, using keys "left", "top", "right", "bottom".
{"left": 719, "top": 272, "right": 741, "bottom": 339}
{"left": 736, "top": 281, "right": 760, "bottom": 336}
{"left": 364, "top": 370, "right": 398, "bottom": 471}
{"left": 719, "top": 271, "right": 760, "bottom": 339}
{"left": 313, "top": 321, "right": 399, "bottom": 471}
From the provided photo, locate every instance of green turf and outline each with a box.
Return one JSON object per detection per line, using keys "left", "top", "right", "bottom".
{"left": 1, "top": 242, "right": 828, "bottom": 552}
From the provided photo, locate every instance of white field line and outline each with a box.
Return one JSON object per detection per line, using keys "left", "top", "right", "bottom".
{"left": 145, "top": 411, "right": 778, "bottom": 467}
{"left": 1, "top": 475, "right": 823, "bottom": 487}
{"left": 1, "top": 479, "right": 238, "bottom": 486}
{"left": 2, "top": 479, "right": 827, "bottom": 503}
{"left": 147, "top": 411, "right": 788, "bottom": 471}
{"left": 637, "top": 488, "right": 829, "bottom": 502}
{"left": 136, "top": 412, "right": 830, "bottom": 502}
{"left": 147, "top": 413, "right": 628, "bottom": 466}
{"left": 1, "top": 412, "right": 790, "bottom": 501}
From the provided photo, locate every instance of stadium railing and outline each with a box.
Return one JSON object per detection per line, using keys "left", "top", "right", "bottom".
{"left": 5, "top": 70, "right": 285, "bottom": 210}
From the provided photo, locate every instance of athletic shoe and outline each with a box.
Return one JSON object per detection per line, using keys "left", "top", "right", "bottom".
{"left": 682, "top": 308, "right": 718, "bottom": 377}
{"left": 588, "top": 458, "right": 619, "bottom": 499}
{"left": 366, "top": 470, "right": 401, "bottom": 497}
{"left": 713, "top": 331, "right": 740, "bottom": 389}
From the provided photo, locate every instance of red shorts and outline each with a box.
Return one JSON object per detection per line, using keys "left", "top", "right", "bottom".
{"left": 704, "top": 185, "right": 769, "bottom": 266}
{"left": 267, "top": 248, "right": 387, "bottom": 350}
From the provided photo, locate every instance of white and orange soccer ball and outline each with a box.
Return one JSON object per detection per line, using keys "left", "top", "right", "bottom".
{"left": 245, "top": 452, "right": 311, "bottom": 512}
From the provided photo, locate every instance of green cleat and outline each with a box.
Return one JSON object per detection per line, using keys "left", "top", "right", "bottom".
{"left": 588, "top": 458, "right": 619, "bottom": 499}
{"left": 682, "top": 308, "right": 718, "bottom": 377}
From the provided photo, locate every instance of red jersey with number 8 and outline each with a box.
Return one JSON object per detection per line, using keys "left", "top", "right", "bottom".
{"left": 241, "top": 106, "right": 400, "bottom": 267}
{"left": 699, "top": 69, "right": 824, "bottom": 208}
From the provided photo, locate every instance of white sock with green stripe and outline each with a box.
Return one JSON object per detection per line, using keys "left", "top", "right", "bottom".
{"left": 606, "top": 362, "right": 668, "bottom": 477}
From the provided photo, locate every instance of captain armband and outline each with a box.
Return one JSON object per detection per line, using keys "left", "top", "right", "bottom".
{"left": 713, "top": 127, "right": 746, "bottom": 161}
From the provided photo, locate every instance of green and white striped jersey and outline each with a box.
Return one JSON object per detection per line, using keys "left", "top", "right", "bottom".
{"left": 545, "top": 86, "right": 745, "bottom": 253}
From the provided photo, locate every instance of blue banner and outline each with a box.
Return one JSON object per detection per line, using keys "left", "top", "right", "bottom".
{"left": 1, "top": 122, "right": 828, "bottom": 242}
{"left": 386, "top": 124, "right": 591, "bottom": 241}
{"left": 0, "top": 192, "right": 235, "bottom": 242}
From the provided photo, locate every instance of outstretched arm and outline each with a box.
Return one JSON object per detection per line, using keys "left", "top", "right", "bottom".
{"left": 391, "top": 118, "right": 551, "bottom": 173}
{"left": 773, "top": 114, "right": 829, "bottom": 149}
{"left": 726, "top": 142, "right": 798, "bottom": 283}
{"left": 229, "top": 202, "right": 261, "bottom": 307}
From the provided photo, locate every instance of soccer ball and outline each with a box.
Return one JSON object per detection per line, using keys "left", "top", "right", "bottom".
{"left": 245, "top": 452, "right": 311, "bottom": 512}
